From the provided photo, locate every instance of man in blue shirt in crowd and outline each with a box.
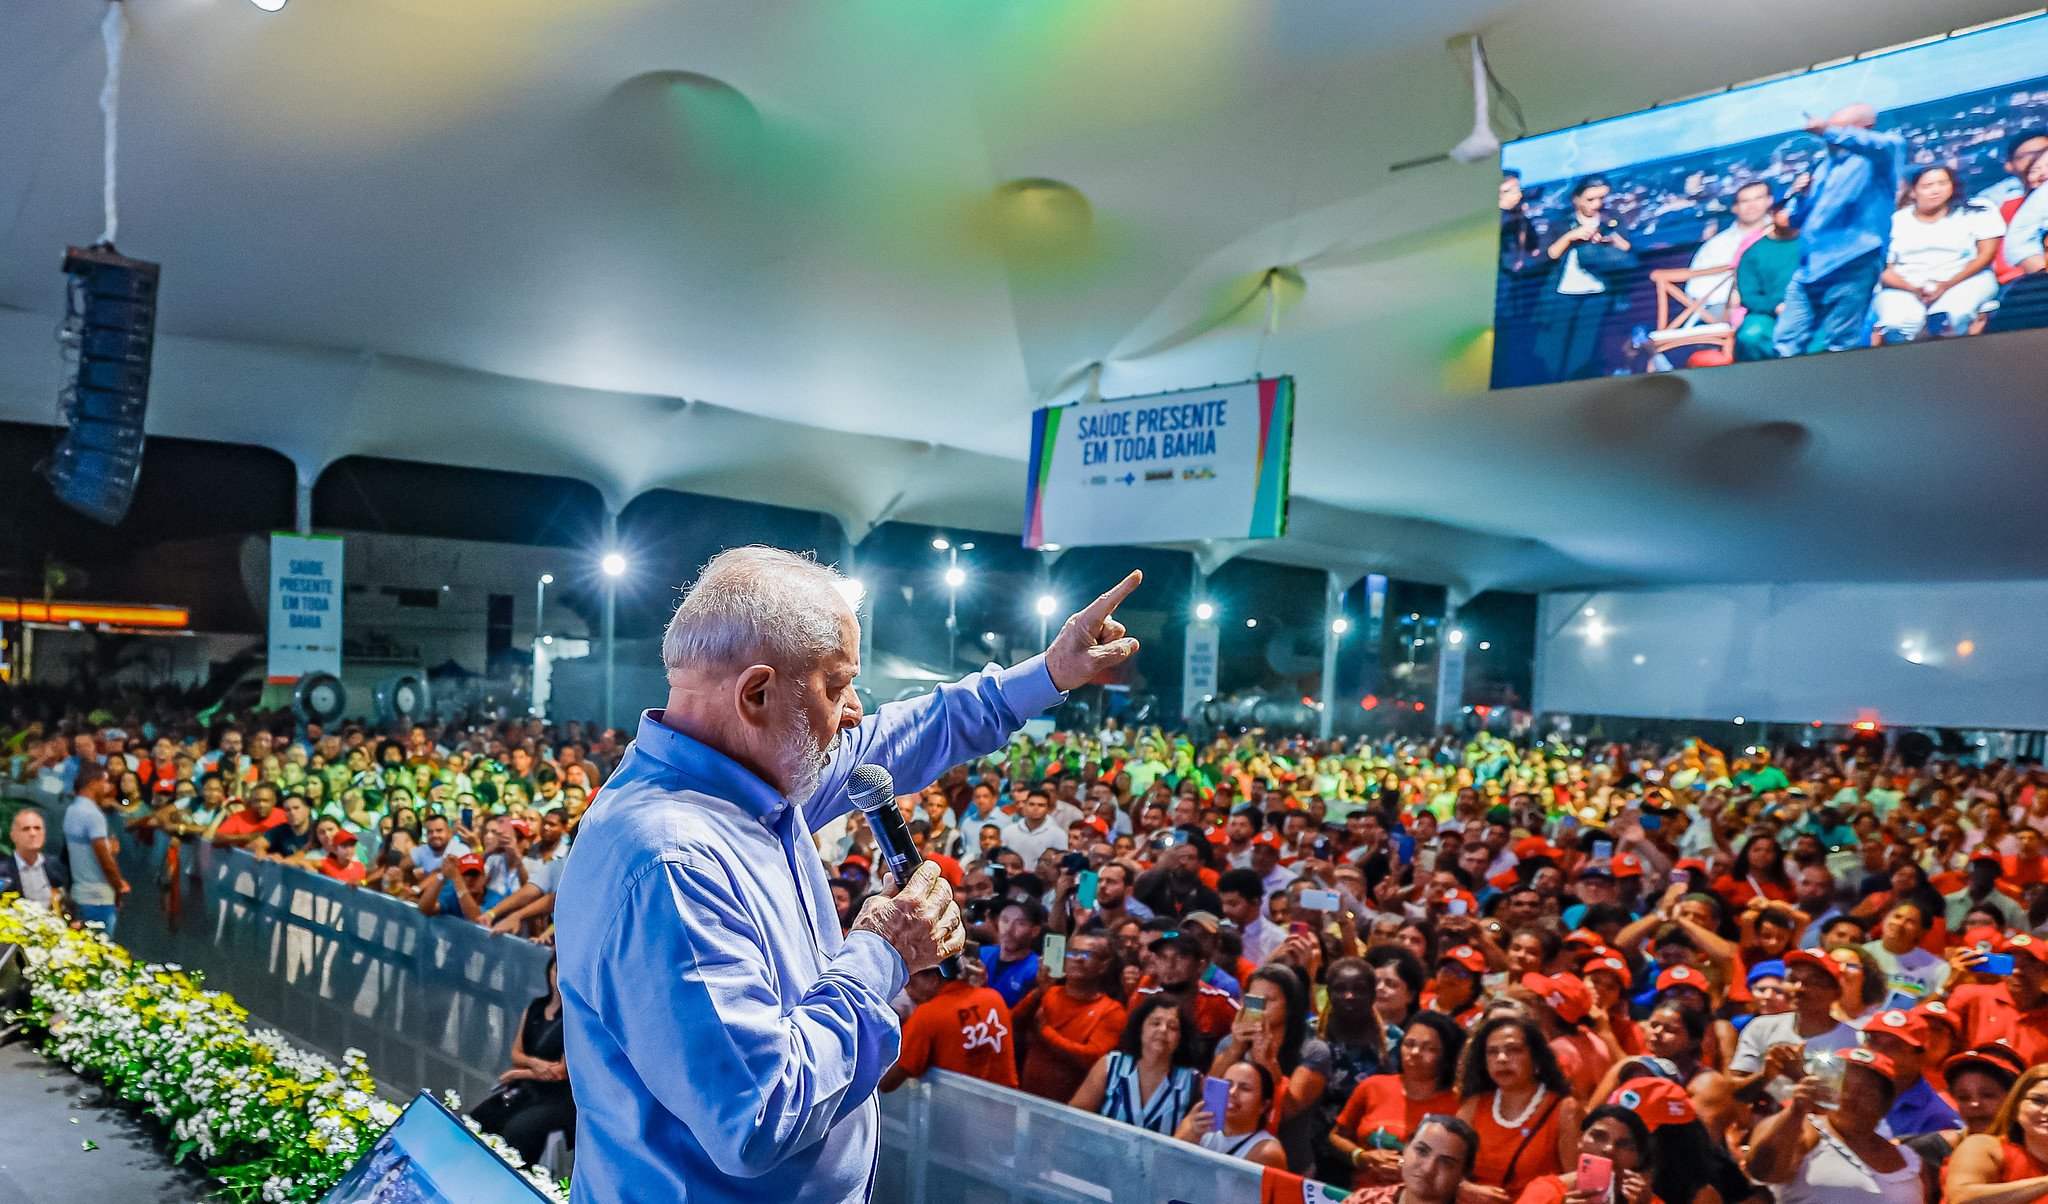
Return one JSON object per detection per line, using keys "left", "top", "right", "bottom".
{"left": 554, "top": 547, "right": 1141, "bottom": 1204}
{"left": 1773, "top": 102, "right": 1905, "bottom": 356}
{"left": 63, "top": 762, "right": 128, "bottom": 934}
{"left": 978, "top": 897, "right": 1045, "bottom": 1007}
{"left": 1861, "top": 1008, "right": 1960, "bottom": 1139}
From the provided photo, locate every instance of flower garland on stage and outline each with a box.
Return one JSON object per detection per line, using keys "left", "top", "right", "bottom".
{"left": 0, "top": 898, "right": 565, "bottom": 1203}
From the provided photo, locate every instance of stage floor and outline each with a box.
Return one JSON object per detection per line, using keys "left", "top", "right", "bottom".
{"left": 0, "top": 1038, "right": 219, "bottom": 1204}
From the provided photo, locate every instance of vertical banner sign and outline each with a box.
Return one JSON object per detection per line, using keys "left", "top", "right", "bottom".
{"left": 268, "top": 533, "right": 343, "bottom": 683}
{"left": 1435, "top": 643, "right": 1467, "bottom": 724}
{"left": 1183, "top": 621, "right": 1220, "bottom": 718}
{"left": 1363, "top": 575, "right": 1387, "bottom": 645}
{"left": 1025, "top": 377, "right": 1293, "bottom": 549}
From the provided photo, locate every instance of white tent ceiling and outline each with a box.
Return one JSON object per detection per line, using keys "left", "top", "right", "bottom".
{"left": 3, "top": 0, "right": 2046, "bottom": 601}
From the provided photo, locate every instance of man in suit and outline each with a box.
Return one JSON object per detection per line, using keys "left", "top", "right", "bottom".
{"left": 0, "top": 808, "right": 69, "bottom": 912}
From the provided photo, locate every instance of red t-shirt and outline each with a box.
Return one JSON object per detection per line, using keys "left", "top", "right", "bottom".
{"left": 1516, "top": 1174, "right": 1665, "bottom": 1204}
{"left": 1549, "top": 1031, "right": 1608, "bottom": 1101}
{"left": 214, "top": 807, "right": 289, "bottom": 839}
{"left": 2004, "top": 855, "right": 2048, "bottom": 888}
{"left": 1710, "top": 875, "right": 1793, "bottom": 909}
{"left": 897, "top": 980, "right": 1019, "bottom": 1088}
{"left": 1016, "top": 985, "right": 1127, "bottom": 1104}
{"left": 1335, "top": 1075, "right": 1459, "bottom": 1143}
{"left": 318, "top": 857, "right": 367, "bottom": 885}
{"left": 1947, "top": 983, "right": 2048, "bottom": 1063}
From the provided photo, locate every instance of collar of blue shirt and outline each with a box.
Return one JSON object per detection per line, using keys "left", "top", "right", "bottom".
{"left": 630, "top": 709, "right": 797, "bottom": 825}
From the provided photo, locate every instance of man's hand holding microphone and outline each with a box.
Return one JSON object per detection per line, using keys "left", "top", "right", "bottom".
{"left": 852, "top": 861, "right": 965, "bottom": 972}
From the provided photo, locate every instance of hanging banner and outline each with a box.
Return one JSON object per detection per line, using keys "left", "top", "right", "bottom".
{"left": 268, "top": 533, "right": 343, "bottom": 683}
{"left": 1024, "top": 377, "right": 1293, "bottom": 549}
{"left": 1183, "top": 620, "right": 1220, "bottom": 718}
{"left": 1435, "top": 643, "right": 1467, "bottom": 722}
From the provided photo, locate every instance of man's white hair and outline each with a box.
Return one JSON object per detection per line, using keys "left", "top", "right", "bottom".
{"left": 663, "top": 546, "right": 850, "bottom": 680}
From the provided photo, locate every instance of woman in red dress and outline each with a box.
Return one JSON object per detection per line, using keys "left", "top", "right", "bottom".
{"left": 1456, "top": 1015, "right": 1583, "bottom": 1204}
{"left": 1332, "top": 1012, "right": 1466, "bottom": 1184}
{"left": 1710, "top": 836, "right": 1793, "bottom": 910}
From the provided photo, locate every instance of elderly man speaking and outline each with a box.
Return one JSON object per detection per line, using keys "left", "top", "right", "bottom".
{"left": 555, "top": 546, "right": 1141, "bottom": 1203}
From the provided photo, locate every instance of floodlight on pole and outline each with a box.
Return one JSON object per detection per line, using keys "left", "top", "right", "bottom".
{"left": 531, "top": 571, "right": 555, "bottom": 718}
{"left": 943, "top": 566, "right": 967, "bottom": 588}
{"left": 602, "top": 553, "right": 627, "bottom": 577}
{"left": 599, "top": 523, "right": 624, "bottom": 731}
{"left": 1194, "top": 601, "right": 1215, "bottom": 622}
{"left": 1331, "top": 617, "right": 1350, "bottom": 634}
{"left": 835, "top": 578, "right": 866, "bottom": 608}
{"left": 931, "top": 538, "right": 949, "bottom": 550}
{"left": 1447, "top": 629, "right": 1464, "bottom": 645}
{"left": 1035, "top": 593, "right": 1058, "bottom": 647}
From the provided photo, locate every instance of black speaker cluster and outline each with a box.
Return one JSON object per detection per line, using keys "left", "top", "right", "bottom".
{"left": 45, "top": 244, "right": 160, "bottom": 525}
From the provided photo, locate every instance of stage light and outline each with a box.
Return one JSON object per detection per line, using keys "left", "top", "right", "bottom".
{"left": 1195, "top": 602, "right": 1215, "bottom": 621}
{"left": 835, "top": 578, "right": 866, "bottom": 607}
{"left": 1632, "top": 654, "right": 1646, "bottom": 665}
{"left": 1583, "top": 618, "right": 1608, "bottom": 647}
{"left": 1035, "top": 595, "right": 1057, "bottom": 617}
{"left": 1734, "top": 717, "right": 1745, "bottom": 724}
{"left": 1042, "top": 543, "right": 1062, "bottom": 551}
{"left": 543, "top": 635, "right": 554, "bottom": 645}
{"left": 1332, "top": 617, "right": 1350, "bottom": 634}
{"left": 1478, "top": 641, "right": 1490, "bottom": 650}
{"left": 1412, "top": 638, "right": 1424, "bottom": 647}
{"left": 601, "top": 553, "right": 627, "bottom": 577}
{"left": 250, "top": 0, "right": 287, "bottom": 10}
{"left": 1446, "top": 629, "right": 1463, "bottom": 645}
{"left": 932, "top": 538, "right": 950, "bottom": 550}
{"left": 960, "top": 542, "right": 975, "bottom": 551}
{"left": 1853, "top": 720, "right": 1878, "bottom": 732}
{"left": 1246, "top": 618, "right": 1257, "bottom": 627}
{"left": 539, "top": 573, "right": 553, "bottom": 585}
{"left": 1583, "top": 607, "right": 1597, "bottom": 617}
{"left": 1958, "top": 640, "right": 1975, "bottom": 657}
{"left": 1361, "top": 695, "right": 1378, "bottom": 709}
{"left": 944, "top": 566, "right": 966, "bottom": 588}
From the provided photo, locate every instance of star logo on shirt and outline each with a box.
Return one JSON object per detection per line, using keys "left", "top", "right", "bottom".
{"left": 962, "top": 1007, "right": 1010, "bottom": 1053}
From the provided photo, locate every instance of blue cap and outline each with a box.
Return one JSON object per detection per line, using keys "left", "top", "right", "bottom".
{"left": 1746, "top": 959, "right": 1788, "bottom": 986}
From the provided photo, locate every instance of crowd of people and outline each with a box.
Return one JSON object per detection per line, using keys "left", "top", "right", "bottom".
{"left": 22, "top": 703, "right": 2048, "bottom": 1202}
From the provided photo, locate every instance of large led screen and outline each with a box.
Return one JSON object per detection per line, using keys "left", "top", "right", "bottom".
{"left": 1493, "top": 15, "right": 2048, "bottom": 388}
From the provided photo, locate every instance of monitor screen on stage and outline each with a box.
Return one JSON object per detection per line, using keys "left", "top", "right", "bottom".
{"left": 321, "top": 1092, "right": 551, "bottom": 1204}
{"left": 1491, "top": 14, "right": 2048, "bottom": 389}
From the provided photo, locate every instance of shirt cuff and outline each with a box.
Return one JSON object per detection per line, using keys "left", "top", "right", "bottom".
{"left": 841, "top": 928, "right": 911, "bottom": 1003}
{"left": 989, "top": 655, "right": 1066, "bottom": 719}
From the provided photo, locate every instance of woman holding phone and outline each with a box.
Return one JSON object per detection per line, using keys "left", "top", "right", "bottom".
{"left": 1172, "top": 1060, "right": 1286, "bottom": 1169}
{"left": 1210, "top": 966, "right": 1331, "bottom": 1172}
{"left": 1512, "top": 1102, "right": 1655, "bottom": 1204}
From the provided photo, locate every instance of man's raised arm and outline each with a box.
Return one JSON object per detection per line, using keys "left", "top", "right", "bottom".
{"left": 804, "top": 571, "right": 1142, "bottom": 829}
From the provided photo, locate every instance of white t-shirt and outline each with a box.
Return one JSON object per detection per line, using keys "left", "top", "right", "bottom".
{"left": 1886, "top": 204, "right": 2005, "bottom": 286}
{"left": 410, "top": 837, "right": 471, "bottom": 876}
{"left": 1558, "top": 247, "right": 1606, "bottom": 295}
{"left": 524, "top": 846, "right": 570, "bottom": 894}
{"left": 1862, "top": 939, "right": 1951, "bottom": 1000}
{"left": 1685, "top": 225, "right": 1760, "bottom": 305}
{"left": 1728, "top": 1010, "right": 1861, "bottom": 1075}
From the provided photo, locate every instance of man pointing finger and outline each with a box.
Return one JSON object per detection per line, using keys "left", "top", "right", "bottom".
{"left": 555, "top": 547, "right": 1138, "bottom": 1204}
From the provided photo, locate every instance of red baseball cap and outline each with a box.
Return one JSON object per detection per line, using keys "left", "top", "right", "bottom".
{"left": 840, "top": 853, "right": 871, "bottom": 870}
{"left": 1514, "top": 836, "right": 1558, "bottom": 859}
{"left": 2004, "top": 933, "right": 2048, "bottom": 961}
{"left": 1253, "top": 832, "right": 1284, "bottom": 849}
{"left": 507, "top": 818, "right": 533, "bottom": 840}
{"left": 1564, "top": 929, "right": 1605, "bottom": 949}
{"left": 1969, "top": 848, "right": 2004, "bottom": 864}
{"left": 1866, "top": 1008, "right": 1929, "bottom": 1049}
{"left": 1439, "top": 945, "right": 1488, "bottom": 974}
{"left": 1843, "top": 1046, "right": 1897, "bottom": 1082}
{"left": 454, "top": 852, "right": 486, "bottom": 874}
{"left": 1609, "top": 1078, "right": 1695, "bottom": 1129}
{"left": 330, "top": 829, "right": 359, "bottom": 847}
{"left": 1784, "top": 947, "right": 1847, "bottom": 984}
{"left": 1674, "top": 858, "right": 1708, "bottom": 874}
{"left": 1522, "top": 972, "right": 1592, "bottom": 1023}
{"left": 1962, "top": 926, "right": 2005, "bottom": 952}
{"left": 1655, "top": 964, "right": 1708, "bottom": 992}
{"left": 1943, "top": 1043, "right": 2027, "bottom": 1083}
{"left": 1585, "top": 955, "right": 1632, "bottom": 980}
{"left": 1613, "top": 852, "right": 1644, "bottom": 877}
{"left": 1911, "top": 998, "right": 1961, "bottom": 1035}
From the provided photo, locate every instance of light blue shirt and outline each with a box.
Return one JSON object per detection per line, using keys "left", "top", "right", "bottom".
{"left": 555, "top": 657, "right": 1064, "bottom": 1204}
{"left": 1786, "top": 124, "right": 1905, "bottom": 283}
{"left": 64, "top": 794, "right": 114, "bottom": 906}
{"left": 2005, "top": 183, "right": 2048, "bottom": 266}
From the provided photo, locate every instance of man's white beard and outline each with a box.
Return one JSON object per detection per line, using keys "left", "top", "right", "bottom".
{"left": 776, "top": 706, "right": 836, "bottom": 806}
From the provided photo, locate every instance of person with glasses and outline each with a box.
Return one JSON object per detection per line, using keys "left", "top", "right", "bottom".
{"left": 1947, "top": 1062, "right": 2048, "bottom": 1204}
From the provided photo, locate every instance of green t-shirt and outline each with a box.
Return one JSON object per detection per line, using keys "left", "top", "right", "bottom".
{"left": 1735, "top": 233, "right": 1802, "bottom": 320}
{"left": 1748, "top": 766, "right": 1790, "bottom": 793}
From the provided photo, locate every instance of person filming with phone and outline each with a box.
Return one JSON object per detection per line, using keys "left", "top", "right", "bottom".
{"left": 1744, "top": 1047, "right": 1919, "bottom": 1204}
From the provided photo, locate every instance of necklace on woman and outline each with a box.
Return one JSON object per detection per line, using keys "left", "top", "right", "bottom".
{"left": 1494, "top": 1084, "right": 1548, "bottom": 1133}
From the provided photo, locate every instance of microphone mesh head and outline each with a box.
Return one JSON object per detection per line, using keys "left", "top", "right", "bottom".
{"left": 848, "top": 763, "right": 895, "bottom": 812}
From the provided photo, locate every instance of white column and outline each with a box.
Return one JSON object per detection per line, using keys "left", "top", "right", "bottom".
{"left": 1318, "top": 571, "right": 1341, "bottom": 740}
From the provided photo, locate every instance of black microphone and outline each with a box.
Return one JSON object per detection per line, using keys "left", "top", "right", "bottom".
{"left": 847, "top": 763, "right": 957, "bottom": 979}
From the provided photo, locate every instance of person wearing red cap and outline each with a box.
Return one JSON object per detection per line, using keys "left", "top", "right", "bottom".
{"left": 1581, "top": 955, "right": 1646, "bottom": 1057}
{"left": 1862, "top": 1008, "right": 1962, "bottom": 1138}
{"left": 1425, "top": 946, "right": 1488, "bottom": 1029}
{"left": 1518, "top": 973, "right": 1608, "bottom": 1102}
{"left": 314, "top": 826, "right": 367, "bottom": 885}
{"left": 1745, "top": 1047, "right": 1919, "bottom": 1204}
{"left": 1920, "top": 1046, "right": 2027, "bottom": 1185}
{"left": 1727, "top": 950, "right": 1858, "bottom": 1091}
{"left": 1946, "top": 933, "right": 2048, "bottom": 1063}
{"left": 418, "top": 850, "right": 512, "bottom": 923}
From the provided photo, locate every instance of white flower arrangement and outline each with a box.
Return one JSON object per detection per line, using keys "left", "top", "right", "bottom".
{"left": 0, "top": 898, "right": 567, "bottom": 1203}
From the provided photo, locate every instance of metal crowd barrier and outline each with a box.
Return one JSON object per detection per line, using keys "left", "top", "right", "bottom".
{"left": 5, "top": 786, "right": 1263, "bottom": 1200}
{"left": 110, "top": 834, "right": 554, "bottom": 1108}
{"left": 878, "top": 1069, "right": 1263, "bottom": 1204}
